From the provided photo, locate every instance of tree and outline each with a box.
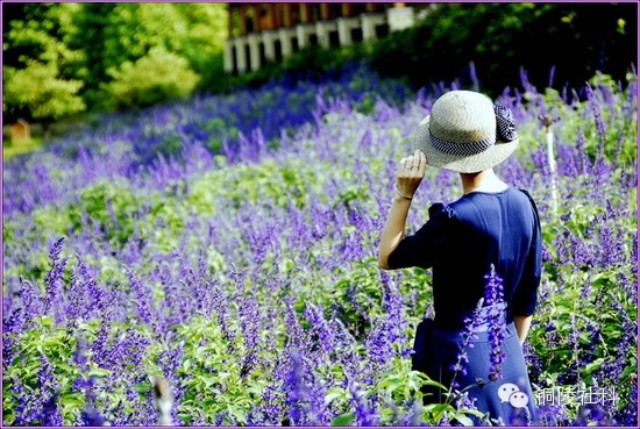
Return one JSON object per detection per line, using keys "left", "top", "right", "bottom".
{"left": 3, "top": 3, "right": 86, "bottom": 132}
{"left": 369, "top": 3, "right": 637, "bottom": 95}
{"left": 69, "top": 3, "right": 228, "bottom": 109}
{"left": 3, "top": 3, "right": 230, "bottom": 125}
{"left": 173, "top": 3, "right": 229, "bottom": 93}
{"left": 104, "top": 46, "right": 200, "bottom": 110}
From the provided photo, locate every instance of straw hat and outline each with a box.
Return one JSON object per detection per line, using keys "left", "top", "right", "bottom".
{"left": 412, "top": 90, "right": 519, "bottom": 173}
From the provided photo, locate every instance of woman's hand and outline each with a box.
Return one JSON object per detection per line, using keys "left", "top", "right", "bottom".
{"left": 396, "top": 150, "right": 427, "bottom": 198}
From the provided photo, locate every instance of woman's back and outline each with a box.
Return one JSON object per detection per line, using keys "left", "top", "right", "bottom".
{"left": 388, "top": 187, "right": 541, "bottom": 329}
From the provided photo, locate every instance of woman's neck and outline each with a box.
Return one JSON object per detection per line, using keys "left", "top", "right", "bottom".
{"left": 460, "top": 169, "right": 508, "bottom": 195}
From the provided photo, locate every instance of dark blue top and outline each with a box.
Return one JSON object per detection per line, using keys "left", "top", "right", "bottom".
{"left": 388, "top": 187, "right": 542, "bottom": 329}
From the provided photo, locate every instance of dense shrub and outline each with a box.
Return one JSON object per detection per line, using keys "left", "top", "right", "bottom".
{"left": 104, "top": 47, "right": 200, "bottom": 110}
{"left": 369, "top": 3, "right": 637, "bottom": 96}
{"left": 2, "top": 4, "right": 86, "bottom": 128}
{"left": 3, "top": 3, "right": 227, "bottom": 121}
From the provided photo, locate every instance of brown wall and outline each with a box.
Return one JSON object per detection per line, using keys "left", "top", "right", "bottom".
{"left": 229, "top": 3, "right": 393, "bottom": 37}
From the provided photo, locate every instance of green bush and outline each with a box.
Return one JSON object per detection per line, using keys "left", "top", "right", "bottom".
{"left": 103, "top": 47, "right": 200, "bottom": 110}
{"left": 369, "top": 3, "right": 637, "bottom": 95}
{"left": 3, "top": 3, "right": 86, "bottom": 127}
{"left": 4, "top": 62, "right": 86, "bottom": 123}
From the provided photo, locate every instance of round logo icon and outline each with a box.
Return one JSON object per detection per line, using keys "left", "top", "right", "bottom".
{"left": 498, "top": 383, "right": 520, "bottom": 403}
{"left": 509, "top": 391, "right": 529, "bottom": 408}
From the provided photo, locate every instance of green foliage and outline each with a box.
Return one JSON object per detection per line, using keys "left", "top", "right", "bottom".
{"left": 202, "top": 3, "right": 636, "bottom": 99}
{"left": 73, "top": 3, "right": 226, "bottom": 110}
{"left": 369, "top": 3, "right": 637, "bottom": 95}
{"left": 31, "top": 179, "right": 145, "bottom": 255}
{"left": 188, "top": 159, "right": 328, "bottom": 212}
{"left": 193, "top": 52, "right": 228, "bottom": 94}
{"left": 147, "top": 315, "right": 269, "bottom": 425}
{"left": 2, "top": 137, "right": 44, "bottom": 160}
{"left": 3, "top": 317, "right": 83, "bottom": 425}
{"left": 4, "top": 62, "right": 85, "bottom": 121}
{"left": 4, "top": 2, "right": 636, "bottom": 124}
{"left": 174, "top": 4, "right": 228, "bottom": 93}
{"left": 103, "top": 47, "right": 200, "bottom": 110}
{"left": 507, "top": 72, "right": 637, "bottom": 190}
{"left": 4, "top": 3, "right": 228, "bottom": 118}
{"left": 324, "top": 262, "right": 384, "bottom": 340}
{"left": 525, "top": 162, "right": 637, "bottom": 408}
{"left": 530, "top": 267, "right": 637, "bottom": 391}
{"left": 3, "top": 3, "right": 86, "bottom": 125}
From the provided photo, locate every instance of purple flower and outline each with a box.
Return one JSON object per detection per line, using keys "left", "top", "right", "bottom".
{"left": 468, "top": 61, "right": 480, "bottom": 91}
{"left": 484, "top": 265, "right": 506, "bottom": 381}
{"left": 548, "top": 65, "right": 556, "bottom": 88}
{"left": 349, "top": 382, "right": 379, "bottom": 426}
{"left": 284, "top": 350, "right": 320, "bottom": 425}
{"left": 396, "top": 398, "right": 420, "bottom": 426}
{"left": 41, "top": 392, "right": 63, "bottom": 426}
{"left": 448, "top": 298, "right": 485, "bottom": 392}
{"left": 585, "top": 84, "right": 607, "bottom": 145}
{"left": 44, "top": 237, "right": 67, "bottom": 311}
{"left": 81, "top": 407, "right": 106, "bottom": 426}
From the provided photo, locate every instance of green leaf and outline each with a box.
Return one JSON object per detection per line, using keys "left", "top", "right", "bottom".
{"left": 420, "top": 379, "right": 449, "bottom": 389}
{"left": 457, "top": 408, "right": 486, "bottom": 418}
{"left": 453, "top": 414, "right": 475, "bottom": 426}
{"left": 56, "top": 362, "right": 76, "bottom": 373}
{"left": 61, "top": 397, "right": 85, "bottom": 409}
{"left": 324, "top": 387, "right": 346, "bottom": 405}
{"left": 424, "top": 402, "right": 453, "bottom": 421}
{"left": 182, "top": 358, "right": 192, "bottom": 371}
{"left": 332, "top": 412, "right": 356, "bottom": 426}
{"left": 87, "top": 368, "right": 111, "bottom": 378}
{"left": 621, "top": 364, "right": 637, "bottom": 379}
{"left": 581, "top": 358, "right": 605, "bottom": 376}
{"left": 134, "top": 382, "right": 151, "bottom": 393}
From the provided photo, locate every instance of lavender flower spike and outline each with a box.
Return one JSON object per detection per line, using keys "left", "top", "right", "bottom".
{"left": 484, "top": 264, "right": 507, "bottom": 382}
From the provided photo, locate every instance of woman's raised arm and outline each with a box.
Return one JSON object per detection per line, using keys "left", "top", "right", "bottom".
{"left": 378, "top": 150, "right": 426, "bottom": 269}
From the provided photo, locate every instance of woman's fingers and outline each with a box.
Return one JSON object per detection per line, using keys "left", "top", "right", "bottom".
{"left": 410, "top": 150, "right": 420, "bottom": 174}
{"left": 399, "top": 156, "right": 414, "bottom": 177}
{"left": 397, "top": 151, "right": 427, "bottom": 181}
{"left": 398, "top": 157, "right": 407, "bottom": 175}
{"left": 405, "top": 155, "right": 414, "bottom": 168}
{"left": 417, "top": 150, "right": 427, "bottom": 176}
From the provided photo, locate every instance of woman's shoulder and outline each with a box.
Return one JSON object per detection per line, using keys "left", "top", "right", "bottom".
{"left": 515, "top": 187, "right": 539, "bottom": 207}
{"left": 428, "top": 202, "right": 457, "bottom": 222}
{"left": 514, "top": 187, "right": 541, "bottom": 222}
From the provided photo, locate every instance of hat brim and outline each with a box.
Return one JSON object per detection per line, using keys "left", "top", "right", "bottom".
{"left": 412, "top": 115, "right": 519, "bottom": 174}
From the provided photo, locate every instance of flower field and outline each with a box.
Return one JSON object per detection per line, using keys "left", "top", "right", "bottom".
{"left": 2, "top": 67, "right": 638, "bottom": 426}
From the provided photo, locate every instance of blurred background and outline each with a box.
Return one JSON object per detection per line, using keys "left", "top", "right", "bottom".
{"left": 2, "top": 2, "right": 637, "bottom": 157}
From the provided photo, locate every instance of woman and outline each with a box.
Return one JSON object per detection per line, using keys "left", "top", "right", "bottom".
{"left": 378, "top": 91, "right": 542, "bottom": 425}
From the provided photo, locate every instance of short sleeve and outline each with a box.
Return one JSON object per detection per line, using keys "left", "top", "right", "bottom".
{"left": 510, "top": 189, "right": 542, "bottom": 316}
{"left": 387, "top": 203, "right": 456, "bottom": 269}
